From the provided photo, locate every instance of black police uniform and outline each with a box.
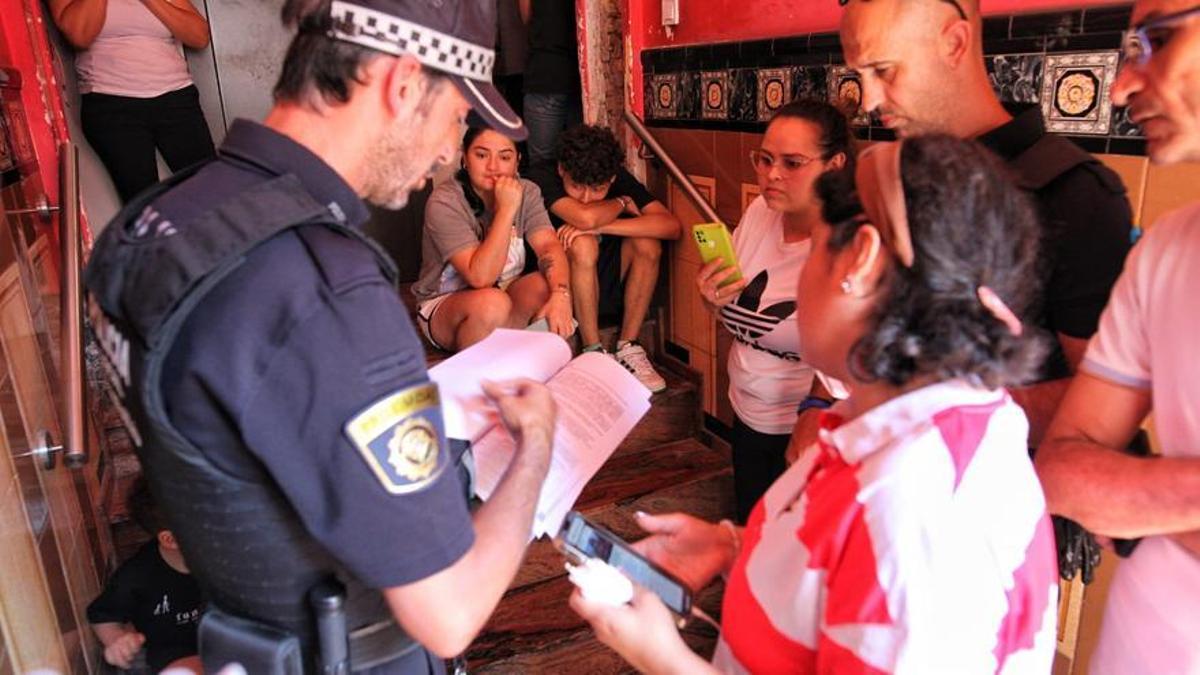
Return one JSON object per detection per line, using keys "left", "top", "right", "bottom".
{"left": 978, "top": 105, "right": 1134, "bottom": 378}
{"left": 979, "top": 105, "right": 1135, "bottom": 585}
{"left": 85, "top": 120, "right": 474, "bottom": 673}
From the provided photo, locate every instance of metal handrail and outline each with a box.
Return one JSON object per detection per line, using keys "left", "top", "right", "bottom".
{"left": 59, "top": 142, "right": 86, "bottom": 469}
{"left": 623, "top": 110, "right": 722, "bottom": 224}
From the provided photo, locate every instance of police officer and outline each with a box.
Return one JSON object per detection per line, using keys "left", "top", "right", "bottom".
{"left": 828, "top": 0, "right": 1135, "bottom": 583}
{"left": 85, "top": 0, "right": 554, "bottom": 672}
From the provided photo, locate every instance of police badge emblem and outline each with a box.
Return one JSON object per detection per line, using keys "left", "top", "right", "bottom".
{"left": 345, "top": 382, "right": 446, "bottom": 494}
{"left": 386, "top": 418, "right": 439, "bottom": 481}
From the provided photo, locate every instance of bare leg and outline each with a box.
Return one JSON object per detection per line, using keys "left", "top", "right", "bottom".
{"left": 566, "top": 235, "right": 602, "bottom": 346}
{"left": 505, "top": 272, "right": 550, "bottom": 327}
{"left": 429, "top": 288, "right": 513, "bottom": 351}
{"left": 618, "top": 237, "right": 662, "bottom": 343}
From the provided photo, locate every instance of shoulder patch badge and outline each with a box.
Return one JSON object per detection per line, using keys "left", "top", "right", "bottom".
{"left": 344, "top": 383, "right": 446, "bottom": 494}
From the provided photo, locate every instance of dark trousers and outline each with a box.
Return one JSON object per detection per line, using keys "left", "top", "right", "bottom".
{"left": 731, "top": 415, "right": 791, "bottom": 524}
{"left": 81, "top": 85, "right": 216, "bottom": 202}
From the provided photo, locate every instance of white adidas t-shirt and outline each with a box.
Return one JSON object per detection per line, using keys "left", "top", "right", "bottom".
{"left": 1081, "top": 203, "right": 1200, "bottom": 675}
{"left": 718, "top": 196, "right": 816, "bottom": 434}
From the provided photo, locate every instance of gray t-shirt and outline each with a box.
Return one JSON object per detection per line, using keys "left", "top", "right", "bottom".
{"left": 414, "top": 177, "right": 553, "bottom": 302}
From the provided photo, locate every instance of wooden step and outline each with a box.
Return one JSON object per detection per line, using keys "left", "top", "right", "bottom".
{"left": 466, "top": 440, "right": 734, "bottom": 670}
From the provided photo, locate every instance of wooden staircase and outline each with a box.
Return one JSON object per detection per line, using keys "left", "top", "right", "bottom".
{"left": 465, "top": 367, "right": 733, "bottom": 673}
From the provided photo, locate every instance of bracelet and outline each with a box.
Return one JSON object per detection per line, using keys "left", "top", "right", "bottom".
{"left": 796, "top": 395, "right": 833, "bottom": 415}
{"left": 552, "top": 286, "right": 571, "bottom": 298}
{"left": 718, "top": 519, "right": 741, "bottom": 559}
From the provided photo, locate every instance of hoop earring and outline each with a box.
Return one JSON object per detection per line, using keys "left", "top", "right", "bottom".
{"left": 840, "top": 277, "right": 854, "bottom": 295}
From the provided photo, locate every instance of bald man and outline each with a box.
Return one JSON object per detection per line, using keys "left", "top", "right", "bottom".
{"left": 1037, "top": 1, "right": 1200, "bottom": 671}
{"left": 835, "top": 0, "right": 1135, "bottom": 583}
{"left": 839, "top": 0, "right": 1132, "bottom": 443}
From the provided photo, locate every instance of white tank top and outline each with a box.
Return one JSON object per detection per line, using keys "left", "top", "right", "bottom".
{"left": 76, "top": 0, "right": 193, "bottom": 98}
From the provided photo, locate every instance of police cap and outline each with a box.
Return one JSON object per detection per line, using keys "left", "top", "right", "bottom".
{"left": 327, "top": 0, "right": 527, "bottom": 140}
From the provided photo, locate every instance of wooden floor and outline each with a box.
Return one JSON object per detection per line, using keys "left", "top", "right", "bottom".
{"left": 465, "top": 368, "right": 735, "bottom": 673}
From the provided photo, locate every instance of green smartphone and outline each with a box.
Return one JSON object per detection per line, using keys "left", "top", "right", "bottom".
{"left": 691, "top": 223, "right": 743, "bottom": 286}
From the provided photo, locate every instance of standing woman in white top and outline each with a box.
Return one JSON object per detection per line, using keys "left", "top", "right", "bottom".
{"left": 696, "top": 100, "right": 854, "bottom": 522}
{"left": 50, "top": 0, "right": 215, "bottom": 201}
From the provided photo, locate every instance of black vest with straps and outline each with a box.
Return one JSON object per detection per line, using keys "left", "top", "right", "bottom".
{"left": 84, "top": 163, "right": 418, "bottom": 672}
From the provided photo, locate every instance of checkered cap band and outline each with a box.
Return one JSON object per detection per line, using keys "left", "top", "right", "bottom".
{"left": 328, "top": 0, "right": 495, "bottom": 81}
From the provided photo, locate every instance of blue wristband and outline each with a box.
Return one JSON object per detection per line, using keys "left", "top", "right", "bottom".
{"left": 796, "top": 395, "right": 833, "bottom": 415}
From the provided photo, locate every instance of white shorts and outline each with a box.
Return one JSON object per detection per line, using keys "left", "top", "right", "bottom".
{"left": 415, "top": 294, "right": 452, "bottom": 352}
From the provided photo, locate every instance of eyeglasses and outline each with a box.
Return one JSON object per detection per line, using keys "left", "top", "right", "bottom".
{"left": 749, "top": 149, "right": 818, "bottom": 175}
{"left": 837, "top": 0, "right": 966, "bottom": 21}
{"left": 1121, "top": 5, "right": 1200, "bottom": 68}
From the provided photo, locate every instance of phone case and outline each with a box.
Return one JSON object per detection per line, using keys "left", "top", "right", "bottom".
{"left": 691, "top": 223, "right": 743, "bottom": 286}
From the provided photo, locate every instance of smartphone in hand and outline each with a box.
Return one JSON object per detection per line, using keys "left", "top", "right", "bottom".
{"left": 692, "top": 223, "right": 743, "bottom": 287}
{"left": 556, "top": 511, "right": 693, "bottom": 616}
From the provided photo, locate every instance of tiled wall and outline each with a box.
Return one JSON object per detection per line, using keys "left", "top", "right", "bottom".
{"left": 642, "top": 5, "right": 1149, "bottom": 155}
{"left": 640, "top": 4, "right": 1200, "bottom": 428}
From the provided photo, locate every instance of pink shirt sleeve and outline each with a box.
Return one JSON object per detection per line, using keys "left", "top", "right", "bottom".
{"left": 1081, "top": 234, "right": 1152, "bottom": 390}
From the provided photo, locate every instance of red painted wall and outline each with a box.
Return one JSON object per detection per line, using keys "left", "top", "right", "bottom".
{"left": 639, "top": 0, "right": 1130, "bottom": 48}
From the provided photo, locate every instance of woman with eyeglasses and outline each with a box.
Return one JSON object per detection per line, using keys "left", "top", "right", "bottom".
{"left": 574, "top": 135, "right": 1059, "bottom": 674}
{"left": 695, "top": 100, "right": 853, "bottom": 523}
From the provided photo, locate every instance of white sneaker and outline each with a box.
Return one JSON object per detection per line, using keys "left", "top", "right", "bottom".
{"left": 614, "top": 341, "right": 667, "bottom": 393}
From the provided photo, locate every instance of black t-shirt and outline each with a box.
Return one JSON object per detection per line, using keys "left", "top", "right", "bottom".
{"left": 528, "top": 163, "right": 657, "bottom": 227}
{"left": 978, "top": 106, "right": 1133, "bottom": 380}
{"left": 87, "top": 541, "right": 204, "bottom": 672}
{"left": 523, "top": 0, "right": 580, "bottom": 94}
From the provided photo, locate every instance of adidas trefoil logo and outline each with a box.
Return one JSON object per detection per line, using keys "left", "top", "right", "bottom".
{"left": 720, "top": 270, "right": 796, "bottom": 341}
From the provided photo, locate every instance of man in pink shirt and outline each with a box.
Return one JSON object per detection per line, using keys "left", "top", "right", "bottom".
{"left": 1036, "top": 1, "right": 1200, "bottom": 672}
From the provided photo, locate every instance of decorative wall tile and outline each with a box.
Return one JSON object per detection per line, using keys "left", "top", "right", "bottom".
{"left": 1111, "top": 105, "right": 1144, "bottom": 137}
{"left": 756, "top": 68, "right": 792, "bottom": 121}
{"left": 791, "top": 66, "right": 828, "bottom": 104}
{"left": 701, "top": 70, "right": 730, "bottom": 120}
{"left": 827, "top": 66, "right": 870, "bottom": 126}
{"left": 649, "top": 73, "right": 679, "bottom": 119}
{"left": 677, "top": 71, "right": 702, "bottom": 120}
{"left": 1041, "top": 51, "right": 1119, "bottom": 135}
{"left": 729, "top": 69, "right": 758, "bottom": 123}
{"left": 988, "top": 54, "right": 1044, "bottom": 104}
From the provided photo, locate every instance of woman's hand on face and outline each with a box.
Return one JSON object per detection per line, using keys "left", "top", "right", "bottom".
{"left": 536, "top": 292, "right": 574, "bottom": 339}
{"left": 557, "top": 224, "right": 596, "bottom": 252}
{"left": 569, "top": 586, "right": 701, "bottom": 675}
{"left": 696, "top": 258, "right": 748, "bottom": 311}
{"left": 630, "top": 512, "right": 738, "bottom": 593}
{"left": 493, "top": 175, "right": 524, "bottom": 215}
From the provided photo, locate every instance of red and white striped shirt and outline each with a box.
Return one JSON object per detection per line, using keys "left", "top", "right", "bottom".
{"left": 714, "top": 380, "right": 1058, "bottom": 674}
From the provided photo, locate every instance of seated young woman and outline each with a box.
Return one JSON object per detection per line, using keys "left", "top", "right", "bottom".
{"left": 414, "top": 127, "right": 573, "bottom": 351}
{"left": 571, "top": 135, "right": 1060, "bottom": 674}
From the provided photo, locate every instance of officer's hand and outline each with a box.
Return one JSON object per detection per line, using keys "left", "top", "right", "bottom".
{"left": 493, "top": 176, "right": 524, "bottom": 215}
{"left": 103, "top": 631, "right": 146, "bottom": 669}
{"left": 481, "top": 379, "right": 556, "bottom": 457}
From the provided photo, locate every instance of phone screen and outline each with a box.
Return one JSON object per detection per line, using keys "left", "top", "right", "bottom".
{"left": 560, "top": 513, "right": 692, "bottom": 615}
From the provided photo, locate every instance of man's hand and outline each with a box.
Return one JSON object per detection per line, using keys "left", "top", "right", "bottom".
{"left": 492, "top": 175, "right": 524, "bottom": 217}
{"left": 557, "top": 224, "right": 597, "bottom": 251}
{"left": 103, "top": 631, "right": 146, "bottom": 669}
{"left": 481, "top": 379, "right": 556, "bottom": 456}
{"left": 695, "top": 259, "right": 748, "bottom": 312}
{"left": 630, "top": 512, "right": 737, "bottom": 592}
{"left": 535, "top": 292, "right": 574, "bottom": 339}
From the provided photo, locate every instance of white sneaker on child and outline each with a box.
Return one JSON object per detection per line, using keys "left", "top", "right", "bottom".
{"left": 614, "top": 341, "right": 667, "bottom": 393}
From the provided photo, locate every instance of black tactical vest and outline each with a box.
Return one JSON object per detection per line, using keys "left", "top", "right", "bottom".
{"left": 85, "top": 165, "right": 418, "bottom": 672}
